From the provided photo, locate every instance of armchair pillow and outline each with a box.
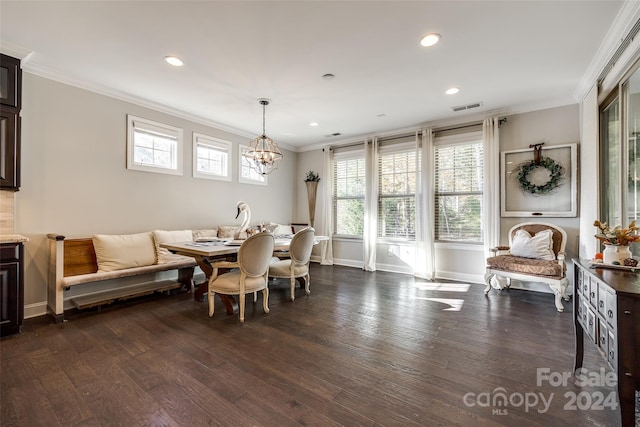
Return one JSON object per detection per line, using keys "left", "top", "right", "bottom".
{"left": 509, "top": 229, "right": 555, "bottom": 260}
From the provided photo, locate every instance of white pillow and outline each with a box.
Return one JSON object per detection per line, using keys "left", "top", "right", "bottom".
{"left": 92, "top": 232, "right": 156, "bottom": 272}
{"left": 153, "top": 230, "right": 193, "bottom": 263}
{"left": 510, "top": 229, "right": 556, "bottom": 260}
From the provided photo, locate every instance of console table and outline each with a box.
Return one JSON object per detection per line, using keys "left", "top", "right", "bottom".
{"left": 573, "top": 259, "right": 639, "bottom": 426}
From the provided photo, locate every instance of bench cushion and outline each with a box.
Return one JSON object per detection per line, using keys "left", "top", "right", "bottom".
{"left": 92, "top": 232, "right": 156, "bottom": 272}
{"left": 61, "top": 258, "right": 196, "bottom": 288}
{"left": 486, "top": 255, "right": 562, "bottom": 277}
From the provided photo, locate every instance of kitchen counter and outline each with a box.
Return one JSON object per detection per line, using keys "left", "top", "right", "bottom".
{"left": 0, "top": 234, "right": 29, "bottom": 244}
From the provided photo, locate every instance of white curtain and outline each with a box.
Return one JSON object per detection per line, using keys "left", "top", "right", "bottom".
{"left": 483, "top": 118, "right": 500, "bottom": 257}
{"left": 320, "top": 146, "right": 334, "bottom": 265}
{"left": 415, "top": 129, "right": 435, "bottom": 279}
{"left": 363, "top": 137, "right": 378, "bottom": 271}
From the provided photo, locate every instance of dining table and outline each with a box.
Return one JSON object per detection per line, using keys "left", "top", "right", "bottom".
{"left": 160, "top": 235, "right": 327, "bottom": 315}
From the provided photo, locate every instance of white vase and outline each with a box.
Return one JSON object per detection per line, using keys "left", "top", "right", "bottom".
{"left": 602, "top": 244, "right": 632, "bottom": 265}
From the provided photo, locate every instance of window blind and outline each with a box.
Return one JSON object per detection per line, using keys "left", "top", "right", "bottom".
{"left": 434, "top": 141, "right": 484, "bottom": 242}
{"left": 377, "top": 147, "right": 419, "bottom": 239}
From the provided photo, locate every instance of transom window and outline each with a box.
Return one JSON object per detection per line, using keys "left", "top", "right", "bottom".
{"left": 193, "top": 133, "right": 231, "bottom": 181}
{"left": 239, "top": 144, "right": 267, "bottom": 185}
{"left": 127, "top": 115, "right": 183, "bottom": 175}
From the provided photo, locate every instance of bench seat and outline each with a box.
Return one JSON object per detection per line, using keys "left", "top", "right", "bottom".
{"left": 61, "top": 257, "right": 196, "bottom": 289}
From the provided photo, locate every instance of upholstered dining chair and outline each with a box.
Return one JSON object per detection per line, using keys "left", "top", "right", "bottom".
{"left": 208, "top": 232, "right": 275, "bottom": 323}
{"left": 484, "top": 222, "right": 571, "bottom": 312}
{"left": 268, "top": 227, "right": 315, "bottom": 301}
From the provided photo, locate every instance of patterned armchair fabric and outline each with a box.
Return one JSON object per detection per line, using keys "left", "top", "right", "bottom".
{"left": 484, "top": 222, "right": 571, "bottom": 312}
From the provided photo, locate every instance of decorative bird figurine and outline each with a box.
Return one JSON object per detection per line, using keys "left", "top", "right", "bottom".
{"left": 235, "top": 201, "right": 251, "bottom": 240}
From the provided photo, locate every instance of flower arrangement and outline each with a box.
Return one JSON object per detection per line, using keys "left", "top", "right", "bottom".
{"left": 304, "top": 171, "right": 320, "bottom": 182}
{"left": 594, "top": 220, "right": 640, "bottom": 246}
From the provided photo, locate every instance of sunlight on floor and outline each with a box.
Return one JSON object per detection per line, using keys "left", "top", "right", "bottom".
{"left": 412, "top": 282, "right": 470, "bottom": 311}
{"left": 414, "top": 282, "right": 470, "bottom": 292}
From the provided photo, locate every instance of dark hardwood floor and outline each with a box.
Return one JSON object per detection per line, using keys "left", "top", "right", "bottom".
{"left": 0, "top": 264, "right": 630, "bottom": 426}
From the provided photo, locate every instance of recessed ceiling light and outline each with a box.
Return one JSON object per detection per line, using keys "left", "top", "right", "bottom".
{"left": 322, "top": 73, "right": 335, "bottom": 80}
{"left": 420, "top": 33, "right": 441, "bottom": 47}
{"left": 310, "top": 122, "right": 319, "bottom": 127}
{"left": 446, "top": 87, "right": 460, "bottom": 95}
{"left": 164, "top": 56, "right": 184, "bottom": 67}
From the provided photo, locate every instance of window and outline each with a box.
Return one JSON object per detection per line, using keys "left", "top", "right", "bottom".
{"left": 127, "top": 115, "right": 183, "bottom": 175}
{"left": 600, "top": 63, "right": 640, "bottom": 257}
{"left": 193, "top": 133, "right": 231, "bottom": 181}
{"left": 378, "top": 142, "right": 419, "bottom": 240}
{"left": 238, "top": 144, "right": 267, "bottom": 185}
{"left": 434, "top": 138, "right": 483, "bottom": 243}
{"left": 333, "top": 150, "right": 365, "bottom": 236}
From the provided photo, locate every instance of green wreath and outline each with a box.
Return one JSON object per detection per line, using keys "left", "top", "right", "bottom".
{"left": 515, "top": 156, "right": 565, "bottom": 194}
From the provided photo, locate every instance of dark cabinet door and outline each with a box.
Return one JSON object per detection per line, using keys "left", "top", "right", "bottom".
{"left": 0, "top": 243, "right": 24, "bottom": 337}
{"left": 0, "top": 108, "right": 20, "bottom": 190}
{"left": 0, "top": 54, "right": 21, "bottom": 109}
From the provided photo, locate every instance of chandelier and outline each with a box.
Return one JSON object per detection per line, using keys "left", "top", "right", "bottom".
{"left": 243, "top": 98, "right": 283, "bottom": 175}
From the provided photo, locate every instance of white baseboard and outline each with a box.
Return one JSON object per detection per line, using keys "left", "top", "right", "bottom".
{"left": 331, "top": 258, "right": 363, "bottom": 269}
{"left": 436, "top": 270, "right": 484, "bottom": 284}
{"left": 24, "top": 301, "right": 48, "bottom": 319}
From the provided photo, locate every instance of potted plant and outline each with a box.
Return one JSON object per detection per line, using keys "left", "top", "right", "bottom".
{"left": 304, "top": 171, "right": 320, "bottom": 226}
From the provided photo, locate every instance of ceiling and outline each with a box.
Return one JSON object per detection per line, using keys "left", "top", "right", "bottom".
{"left": 0, "top": 1, "right": 627, "bottom": 151}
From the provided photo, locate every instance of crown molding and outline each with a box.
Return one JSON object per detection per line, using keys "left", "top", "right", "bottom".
{"left": 574, "top": 1, "right": 640, "bottom": 102}
{"left": 295, "top": 100, "right": 576, "bottom": 153}
{"left": 21, "top": 61, "right": 297, "bottom": 153}
{"left": 0, "top": 40, "right": 33, "bottom": 60}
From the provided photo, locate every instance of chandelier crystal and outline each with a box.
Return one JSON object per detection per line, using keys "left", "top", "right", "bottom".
{"left": 243, "top": 99, "right": 283, "bottom": 175}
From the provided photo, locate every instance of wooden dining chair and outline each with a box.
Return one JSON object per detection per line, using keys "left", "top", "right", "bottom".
{"left": 207, "top": 232, "right": 275, "bottom": 323}
{"left": 268, "top": 227, "right": 315, "bottom": 301}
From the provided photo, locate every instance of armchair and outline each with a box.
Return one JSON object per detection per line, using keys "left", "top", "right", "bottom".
{"left": 484, "top": 222, "right": 571, "bottom": 312}
{"left": 268, "top": 227, "right": 315, "bottom": 301}
{"left": 207, "top": 232, "right": 275, "bottom": 323}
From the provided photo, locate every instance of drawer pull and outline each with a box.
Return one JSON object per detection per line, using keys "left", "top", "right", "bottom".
{"left": 608, "top": 309, "right": 613, "bottom": 318}
{"left": 624, "top": 372, "right": 632, "bottom": 377}
{"left": 609, "top": 351, "right": 614, "bottom": 358}
{"left": 599, "top": 300, "right": 604, "bottom": 308}
{"left": 624, "top": 310, "right": 631, "bottom": 315}
{"left": 591, "top": 292, "right": 595, "bottom": 298}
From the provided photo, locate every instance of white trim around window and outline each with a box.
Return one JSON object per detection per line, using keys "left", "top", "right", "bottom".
{"left": 238, "top": 144, "right": 267, "bottom": 185}
{"left": 126, "top": 115, "right": 183, "bottom": 175}
{"left": 192, "top": 133, "right": 232, "bottom": 181}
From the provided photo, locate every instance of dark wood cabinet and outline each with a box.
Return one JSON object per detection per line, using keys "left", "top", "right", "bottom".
{"left": 0, "top": 242, "right": 24, "bottom": 337}
{"left": 0, "top": 54, "right": 21, "bottom": 191}
{"left": 0, "top": 108, "right": 20, "bottom": 189}
{"left": 573, "top": 259, "right": 639, "bottom": 427}
{"left": 0, "top": 54, "right": 21, "bottom": 110}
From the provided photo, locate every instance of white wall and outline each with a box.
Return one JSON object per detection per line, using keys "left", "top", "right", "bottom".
{"left": 297, "top": 104, "right": 582, "bottom": 286}
{"left": 17, "top": 73, "right": 297, "bottom": 315}
{"left": 498, "top": 104, "right": 581, "bottom": 292}
{"left": 579, "top": 84, "right": 600, "bottom": 259}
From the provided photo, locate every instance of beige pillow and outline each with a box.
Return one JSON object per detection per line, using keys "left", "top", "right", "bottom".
{"left": 217, "top": 225, "right": 238, "bottom": 239}
{"left": 192, "top": 229, "right": 218, "bottom": 240}
{"left": 153, "top": 230, "right": 193, "bottom": 263}
{"left": 92, "top": 232, "right": 156, "bottom": 272}
{"left": 266, "top": 223, "right": 293, "bottom": 235}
